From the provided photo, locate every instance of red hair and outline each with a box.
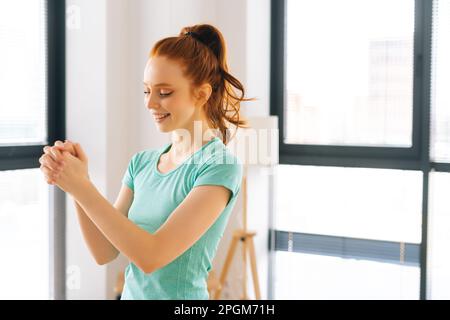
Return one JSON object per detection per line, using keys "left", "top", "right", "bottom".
{"left": 150, "top": 24, "right": 255, "bottom": 145}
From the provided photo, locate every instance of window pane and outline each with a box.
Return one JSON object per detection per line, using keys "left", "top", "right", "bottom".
{"left": 274, "top": 251, "right": 420, "bottom": 299}
{"left": 0, "top": 0, "right": 47, "bottom": 145}
{"left": 0, "top": 169, "right": 49, "bottom": 299}
{"left": 285, "top": 0, "right": 414, "bottom": 147}
{"left": 275, "top": 165, "right": 422, "bottom": 243}
{"left": 430, "top": 0, "right": 450, "bottom": 162}
{"left": 429, "top": 172, "right": 450, "bottom": 299}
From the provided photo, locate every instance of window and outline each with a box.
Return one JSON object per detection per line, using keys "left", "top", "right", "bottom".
{"left": 0, "top": 0, "right": 47, "bottom": 145}
{"left": 0, "top": 170, "right": 49, "bottom": 299}
{"left": 271, "top": 0, "right": 445, "bottom": 299}
{"left": 275, "top": 165, "right": 422, "bottom": 243}
{"left": 428, "top": 0, "right": 450, "bottom": 300}
{"left": 285, "top": 0, "right": 415, "bottom": 147}
{"left": 429, "top": 172, "right": 450, "bottom": 299}
{"left": 430, "top": 0, "right": 450, "bottom": 163}
{"left": 274, "top": 251, "right": 419, "bottom": 299}
{"left": 274, "top": 165, "right": 422, "bottom": 299}
{"left": 0, "top": 0, "right": 66, "bottom": 299}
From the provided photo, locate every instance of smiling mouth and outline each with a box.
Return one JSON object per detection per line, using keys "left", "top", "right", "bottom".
{"left": 154, "top": 113, "right": 171, "bottom": 121}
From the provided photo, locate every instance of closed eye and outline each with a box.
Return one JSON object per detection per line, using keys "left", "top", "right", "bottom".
{"left": 144, "top": 91, "right": 173, "bottom": 97}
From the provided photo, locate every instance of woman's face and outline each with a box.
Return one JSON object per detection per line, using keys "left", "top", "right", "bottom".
{"left": 143, "top": 56, "right": 209, "bottom": 133}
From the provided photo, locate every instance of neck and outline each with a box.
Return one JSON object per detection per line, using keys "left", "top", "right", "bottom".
{"left": 170, "top": 119, "right": 216, "bottom": 159}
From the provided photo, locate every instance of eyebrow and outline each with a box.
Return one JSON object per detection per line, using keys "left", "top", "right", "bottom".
{"left": 143, "top": 82, "right": 173, "bottom": 87}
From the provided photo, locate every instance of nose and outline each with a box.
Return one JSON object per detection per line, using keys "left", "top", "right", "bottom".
{"left": 145, "top": 93, "right": 159, "bottom": 110}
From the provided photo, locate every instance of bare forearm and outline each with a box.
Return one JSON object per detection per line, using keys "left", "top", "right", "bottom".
{"left": 71, "top": 179, "right": 158, "bottom": 273}
{"left": 73, "top": 198, "right": 119, "bottom": 265}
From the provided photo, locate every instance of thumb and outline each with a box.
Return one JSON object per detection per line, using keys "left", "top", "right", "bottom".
{"left": 73, "top": 143, "right": 88, "bottom": 162}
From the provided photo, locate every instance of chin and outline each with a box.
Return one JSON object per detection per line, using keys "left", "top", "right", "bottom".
{"left": 156, "top": 125, "right": 172, "bottom": 133}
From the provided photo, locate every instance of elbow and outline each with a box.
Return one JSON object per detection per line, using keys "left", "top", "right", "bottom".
{"left": 94, "top": 252, "right": 119, "bottom": 266}
{"left": 139, "top": 263, "right": 156, "bottom": 275}
{"left": 133, "top": 239, "right": 163, "bottom": 274}
{"left": 95, "top": 257, "right": 111, "bottom": 266}
{"left": 95, "top": 259, "right": 110, "bottom": 266}
{"left": 136, "top": 259, "right": 159, "bottom": 275}
{"left": 141, "top": 266, "right": 154, "bottom": 275}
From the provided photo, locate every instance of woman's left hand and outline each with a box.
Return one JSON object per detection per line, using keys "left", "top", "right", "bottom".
{"left": 52, "top": 142, "right": 90, "bottom": 196}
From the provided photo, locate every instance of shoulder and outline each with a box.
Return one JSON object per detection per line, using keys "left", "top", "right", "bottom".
{"left": 196, "top": 138, "right": 242, "bottom": 171}
{"left": 193, "top": 140, "right": 243, "bottom": 198}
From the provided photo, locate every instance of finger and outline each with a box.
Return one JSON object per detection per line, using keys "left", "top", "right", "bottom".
{"left": 40, "top": 165, "right": 58, "bottom": 185}
{"left": 50, "top": 140, "right": 76, "bottom": 157}
{"left": 44, "top": 145, "right": 62, "bottom": 152}
{"left": 63, "top": 141, "right": 77, "bottom": 156}
{"left": 52, "top": 141, "right": 76, "bottom": 157}
{"left": 40, "top": 164, "right": 58, "bottom": 178}
{"left": 44, "top": 174, "right": 56, "bottom": 185}
{"left": 49, "top": 146, "right": 65, "bottom": 163}
{"left": 52, "top": 143, "right": 66, "bottom": 151}
{"left": 43, "top": 146, "right": 60, "bottom": 161}
{"left": 73, "top": 143, "right": 87, "bottom": 162}
{"left": 39, "top": 154, "right": 64, "bottom": 172}
{"left": 51, "top": 141, "right": 76, "bottom": 157}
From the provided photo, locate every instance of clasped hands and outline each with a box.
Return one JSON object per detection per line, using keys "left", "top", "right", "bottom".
{"left": 39, "top": 140, "right": 90, "bottom": 196}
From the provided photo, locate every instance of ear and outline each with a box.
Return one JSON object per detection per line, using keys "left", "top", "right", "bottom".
{"left": 194, "top": 83, "right": 213, "bottom": 107}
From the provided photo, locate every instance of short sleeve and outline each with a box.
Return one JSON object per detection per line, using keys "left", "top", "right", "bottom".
{"left": 193, "top": 153, "right": 243, "bottom": 202}
{"left": 122, "top": 152, "right": 140, "bottom": 191}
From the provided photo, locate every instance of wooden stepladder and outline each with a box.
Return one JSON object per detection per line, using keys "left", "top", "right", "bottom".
{"left": 214, "top": 175, "right": 261, "bottom": 300}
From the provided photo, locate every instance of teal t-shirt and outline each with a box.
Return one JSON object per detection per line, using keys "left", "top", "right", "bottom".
{"left": 120, "top": 137, "right": 243, "bottom": 300}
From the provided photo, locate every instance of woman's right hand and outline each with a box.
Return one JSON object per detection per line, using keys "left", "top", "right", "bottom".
{"left": 39, "top": 140, "right": 78, "bottom": 185}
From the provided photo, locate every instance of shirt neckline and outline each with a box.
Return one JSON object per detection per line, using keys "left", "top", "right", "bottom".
{"left": 154, "top": 137, "right": 220, "bottom": 177}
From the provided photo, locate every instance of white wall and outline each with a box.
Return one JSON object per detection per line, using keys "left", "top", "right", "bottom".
{"left": 65, "top": 0, "right": 271, "bottom": 299}
{"left": 66, "top": 0, "right": 109, "bottom": 299}
{"left": 243, "top": 0, "right": 272, "bottom": 300}
{"left": 104, "top": 0, "right": 134, "bottom": 300}
{"left": 66, "top": 0, "right": 137, "bottom": 300}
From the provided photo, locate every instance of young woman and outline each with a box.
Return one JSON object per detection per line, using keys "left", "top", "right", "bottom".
{"left": 39, "top": 24, "right": 254, "bottom": 300}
